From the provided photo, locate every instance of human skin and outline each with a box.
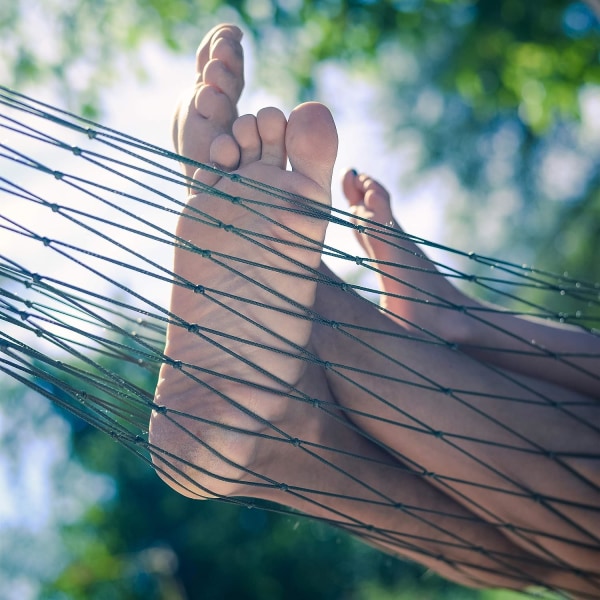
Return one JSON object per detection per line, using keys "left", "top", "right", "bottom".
{"left": 332, "top": 168, "right": 600, "bottom": 572}
{"left": 341, "top": 169, "right": 600, "bottom": 398}
{"left": 148, "top": 24, "right": 600, "bottom": 598}
{"left": 312, "top": 259, "right": 600, "bottom": 579}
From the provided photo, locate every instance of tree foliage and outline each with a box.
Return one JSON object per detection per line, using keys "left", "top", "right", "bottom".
{"left": 5, "top": 1, "right": 599, "bottom": 122}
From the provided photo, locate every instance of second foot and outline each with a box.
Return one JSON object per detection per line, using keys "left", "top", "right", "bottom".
{"left": 342, "top": 169, "right": 475, "bottom": 344}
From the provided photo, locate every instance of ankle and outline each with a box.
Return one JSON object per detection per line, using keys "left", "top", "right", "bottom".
{"left": 380, "top": 290, "right": 480, "bottom": 347}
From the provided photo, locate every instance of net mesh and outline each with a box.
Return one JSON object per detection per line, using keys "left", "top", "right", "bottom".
{"left": 1, "top": 86, "right": 599, "bottom": 597}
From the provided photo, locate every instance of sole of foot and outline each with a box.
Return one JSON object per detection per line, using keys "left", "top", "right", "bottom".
{"left": 149, "top": 102, "right": 338, "bottom": 500}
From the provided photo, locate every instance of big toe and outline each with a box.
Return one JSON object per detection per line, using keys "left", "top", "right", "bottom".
{"left": 172, "top": 25, "right": 243, "bottom": 154}
{"left": 286, "top": 102, "right": 338, "bottom": 200}
{"left": 342, "top": 168, "right": 364, "bottom": 207}
{"left": 202, "top": 37, "right": 244, "bottom": 103}
{"left": 195, "top": 24, "right": 243, "bottom": 81}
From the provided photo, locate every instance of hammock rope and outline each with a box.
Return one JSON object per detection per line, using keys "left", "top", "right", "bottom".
{"left": 1, "top": 86, "right": 599, "bottom": 596}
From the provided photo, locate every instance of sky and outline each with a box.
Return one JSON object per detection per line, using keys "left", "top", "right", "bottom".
{"left": 1, "top": 33, "right": 449, "bottom": 303}
{"left": 0, "top": 30, "right": 454, "bottom": 374}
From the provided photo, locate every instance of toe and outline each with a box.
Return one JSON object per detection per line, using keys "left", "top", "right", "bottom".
{"left": 362, "top": 178, "right": 393, "bottom": 223}
{"left": 233, "top": 114, "right": 262, "bottom": 166}
{"left": 190, "top": 163, "right": 221, "bottom": 191}
{"left": 189, "top": 132, "right": 240, "bottom": 191}
{"left": 195, "top": 24, "right": 242, "bottom": 82}
{"left": 203, "top": 37, "right": 244, "bottom": 102}
{"left": 210, "top": 133, "right": 241, "bottom": 172}
{"left": 342, "top": 169, "right": 364, "bottom": 207}
{"left": 173, "top": 25, "right": 243, "bottom": 179}
{"left": 286, "top": 102, "right": 338, "bottom": 200}
{"left": 193, "top": 84, "right": 235, "bottom": 122}
{"left": 175, "top": 85, "right": 235, "bottom": 178}
{"left": 256, "top": 107, "right": 287, "bottom": 168}
{"left": 203, "top": 59, "right": 243, "bottom": 108}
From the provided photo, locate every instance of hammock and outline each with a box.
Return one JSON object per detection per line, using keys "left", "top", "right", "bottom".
{"left": 1, "top": 86, "right": 599, "bottom": 598}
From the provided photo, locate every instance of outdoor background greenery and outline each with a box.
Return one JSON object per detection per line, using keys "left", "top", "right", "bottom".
{"left": 1, "top": 0, "right": 599, "bottom": 598}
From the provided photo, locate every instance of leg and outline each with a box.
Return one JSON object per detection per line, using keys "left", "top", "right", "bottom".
{"left": 313, "top": 260, "right": 600, "bottom": 581}
{"left": 342, "top": 170, "right": 600, "bottom": 399}
{"left": 148, "top": 40, "right": 569, "bottom": 591}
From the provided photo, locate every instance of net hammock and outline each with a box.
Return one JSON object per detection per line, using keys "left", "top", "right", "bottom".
{"left": 1, "top": 86, "right": 599, "bottom": 598}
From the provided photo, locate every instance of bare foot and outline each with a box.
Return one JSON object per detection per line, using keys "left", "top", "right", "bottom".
{"left": 149, "top": 102, "right": 338, "bottom": 499}
{"left": 172, "top": 23, "right": 244, "bottom": 185}
{"left": 342, "top": 170, "right": 600, "bottom": 397}
{"left": 342, "top": 169, "right": 473, "bottom": 344}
